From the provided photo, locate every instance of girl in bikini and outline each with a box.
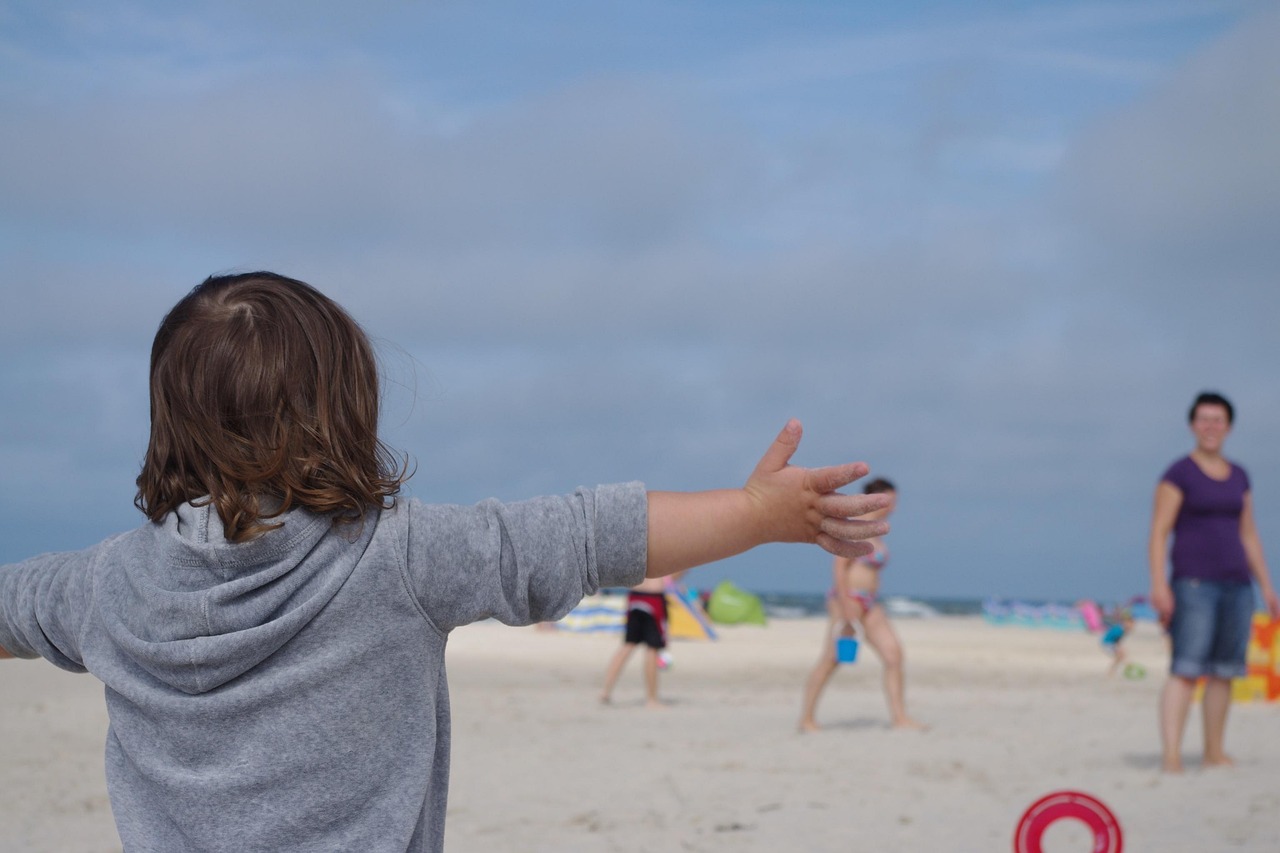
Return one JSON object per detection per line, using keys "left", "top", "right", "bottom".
{"left": 799, "top": 478, "right": 927, "bottom": 732}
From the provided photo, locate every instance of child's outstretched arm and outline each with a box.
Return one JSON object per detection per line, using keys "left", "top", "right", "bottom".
{"left": 646, "top": 419, "right": 890, "bottom": 578}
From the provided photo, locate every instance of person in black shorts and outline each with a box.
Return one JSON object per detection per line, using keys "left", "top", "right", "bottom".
{"left": 599, "top": 576, "right": 673, "bottom": 708}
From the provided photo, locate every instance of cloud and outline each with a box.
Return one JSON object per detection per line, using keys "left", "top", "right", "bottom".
{"left": 1059, "top": 6, "right": 1280, "bottom": 265}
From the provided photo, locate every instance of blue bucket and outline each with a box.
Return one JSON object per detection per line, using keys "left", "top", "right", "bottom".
{"left": 835, "top": 636, "right": 859, "bottom": 664}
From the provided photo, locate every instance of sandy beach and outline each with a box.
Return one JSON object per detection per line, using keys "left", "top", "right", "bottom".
{"left": 3, "top": 615, "right": 1278, "bottom": 852}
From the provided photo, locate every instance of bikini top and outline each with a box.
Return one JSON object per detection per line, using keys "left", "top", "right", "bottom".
{"left": 858, "top": 547, "right": 888, "bottom": 571}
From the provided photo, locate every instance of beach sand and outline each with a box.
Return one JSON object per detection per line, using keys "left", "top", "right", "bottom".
{"left": 3, "top": 616, "right": 1278, "bottom": 852}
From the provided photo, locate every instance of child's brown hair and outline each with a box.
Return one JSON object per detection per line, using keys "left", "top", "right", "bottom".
{"left": 135, "top": 272, "right": 408, "bottom": 541}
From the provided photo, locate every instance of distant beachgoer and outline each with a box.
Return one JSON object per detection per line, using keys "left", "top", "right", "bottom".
{"left": 0, "top": 271, "right": 895, "bottom": 852}
{"left": 1101, "top": 609, "right": 1134, "bottom": 677}
{"left": 1148, "top": 391, "right": 1279, "bottom": 773}
{"left": 599, "top": 574, "right": 679, "bottom": 708}
{"left": 799, "top": 478, "right": 926, "bottom": 732}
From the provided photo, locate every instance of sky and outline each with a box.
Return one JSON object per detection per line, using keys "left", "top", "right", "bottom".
{"left": 2, "top": 0, "right": 1277, "bottom": 603}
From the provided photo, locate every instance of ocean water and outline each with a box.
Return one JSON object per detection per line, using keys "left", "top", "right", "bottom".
{"left": 598, "top": 588, "right": 980, "bottom": 619}
{"left": 599, "top": 588, "right": 1100, "bottom": 621}
{"left": 756, "top": 591, "right": 984, "bottom": 619}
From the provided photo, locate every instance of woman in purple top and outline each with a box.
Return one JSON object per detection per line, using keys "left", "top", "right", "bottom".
{"left": 1148, "top": 391, "right": 1279, "bottom": 773}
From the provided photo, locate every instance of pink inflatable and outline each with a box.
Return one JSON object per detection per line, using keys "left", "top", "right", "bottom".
{"left": 1077, "top": 600, "right": 1104, "bottom": 633}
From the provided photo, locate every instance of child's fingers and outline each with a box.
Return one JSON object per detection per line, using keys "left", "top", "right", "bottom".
{"left": 816, "top": 535, "right": 876, "bottom": 560}
{"left": 817, "top": 491, "right": 890, "bottom": 519}
{"left": 819, "top": 516, "right": 890, "bottom": 542}
{"left": 752, "top": 419, "right": 804, "bottom": 476}
{"left": 806, "top": 462, "right": 872, "bottom": 495}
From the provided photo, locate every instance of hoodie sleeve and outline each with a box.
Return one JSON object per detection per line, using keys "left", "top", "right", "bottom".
{"left": 0, "top": 545, "right": 98, "bottom": 671}
{"left": 403, "top": 482, "right": 648, "bottom": 633}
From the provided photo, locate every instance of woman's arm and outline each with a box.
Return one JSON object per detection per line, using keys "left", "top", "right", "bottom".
{"left": 645, "top": 420, "right": 889, "bottom": 578}
{"left": 1240, "top": 492, "right": 1280, "bottom": 619}
{"left": 1148, "top": 481, "right": 1182, "bottom": 626}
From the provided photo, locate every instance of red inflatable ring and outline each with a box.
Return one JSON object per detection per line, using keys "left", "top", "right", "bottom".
{"left": 1013, "top": 790, "right": 1122, "bottom": 853}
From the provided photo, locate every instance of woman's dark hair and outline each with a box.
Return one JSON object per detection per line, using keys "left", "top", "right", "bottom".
{"left": 1188, "top": 391, "right": 1234, "bottom": 425}
{"left": 135, "top": 272, "right": 409, "bottom": 542}
{"left": 863, "top": 477, "right": 896, "bottom": 495}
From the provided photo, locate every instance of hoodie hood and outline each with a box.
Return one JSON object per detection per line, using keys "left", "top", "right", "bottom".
{"left": 99, "top": 501, "right": 374, "bottom": 694}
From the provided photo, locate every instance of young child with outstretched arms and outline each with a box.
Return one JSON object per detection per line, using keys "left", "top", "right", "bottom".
{"left": 0, "top": 272, "right": 888, "bottom": 853}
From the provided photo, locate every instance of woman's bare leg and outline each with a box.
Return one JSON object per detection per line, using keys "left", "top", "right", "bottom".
{"left": 799, "top": 654, "right": 838, "bottom": 731}
{"left": 799, "top": 601, "right": 847, "bottom": 732}
{"left": 1201, "top": 676, "right": 1234, "bottom": 766}
{"left": 1159, "top": 675, "right": 1196, "bottom": 772}
{"left": 862, "top": 606, "right": 927, "bottom": 730}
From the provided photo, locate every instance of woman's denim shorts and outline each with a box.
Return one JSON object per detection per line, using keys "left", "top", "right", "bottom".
{"left": 1169, "top": 578, "right": 1255, "bottom": 679}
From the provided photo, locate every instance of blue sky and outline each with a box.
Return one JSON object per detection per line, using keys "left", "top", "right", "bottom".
{"left": 2, "top": 0, "right": 1277, "bottom": 602}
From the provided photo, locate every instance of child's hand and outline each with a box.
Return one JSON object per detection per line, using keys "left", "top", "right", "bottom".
{"left": 645, "top": 419, "right": 890, "bottom": 577}
{"left": 742, "top": 419, "right": 889, "bottom": 559}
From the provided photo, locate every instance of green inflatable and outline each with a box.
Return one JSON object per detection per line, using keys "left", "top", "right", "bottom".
{"left": 707, "top": 581, "right": 767, "bottom": 626}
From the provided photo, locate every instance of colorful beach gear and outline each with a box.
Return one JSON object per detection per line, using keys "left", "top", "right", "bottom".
{"left": 1193, "top": 614, "right": 1280, "bottom": 702}
{"left": 706, "top": 581, "right": 767, "bottom": 625}
{"left": 556, "top": 585, "right": 719, "bottom": 641}
{"left": 664, "top": 581, "right": 717, "bottom": 641}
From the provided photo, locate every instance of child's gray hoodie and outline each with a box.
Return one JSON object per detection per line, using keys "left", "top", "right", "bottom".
{"left": 0, "top": 483, "right": 648, "bottom": 852}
